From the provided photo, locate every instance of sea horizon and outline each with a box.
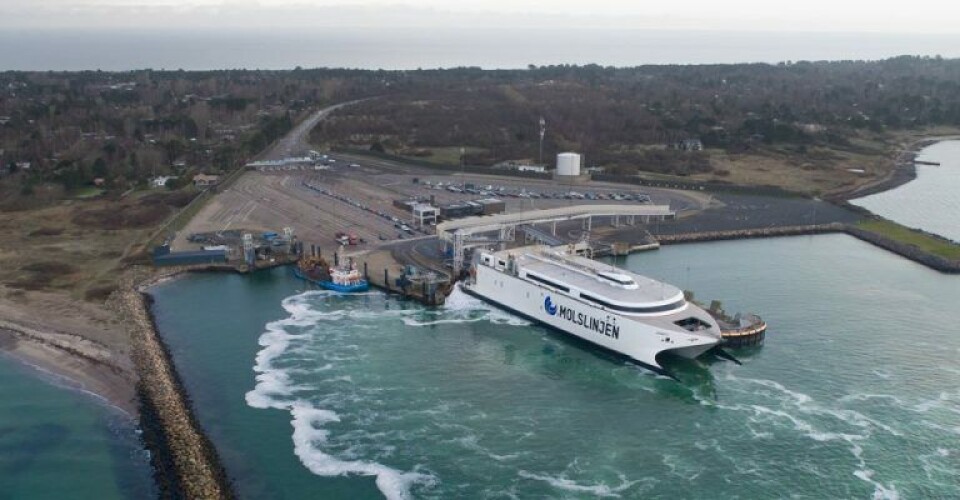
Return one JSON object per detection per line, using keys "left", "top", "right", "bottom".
{"left": 2, "top": 28, "right": 959, "bottom": 71}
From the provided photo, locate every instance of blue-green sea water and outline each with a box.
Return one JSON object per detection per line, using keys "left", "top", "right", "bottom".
{"left": 150, "top": 234, "right": 960, "bottom": 499}
{"left": 853, "top": 140, "right": 960, "bottom": 242}
{"left": 0, "top": 356, "right": 154, "bottom": 499}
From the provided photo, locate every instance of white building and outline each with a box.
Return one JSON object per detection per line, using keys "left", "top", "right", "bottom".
{"left": 516, "top": 165, "right": 546, "bottom": 173}
{"left": 150, "top": 176, "right": 177, "bottom": 189}
{"left": 412, "top": 203, "right": 439, "bottom": 227}
{"left": 556, "top": 152, "right": 582, "bottom": 176}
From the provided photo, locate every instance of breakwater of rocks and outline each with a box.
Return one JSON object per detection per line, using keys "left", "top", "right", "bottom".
{"left": 656, "top": 223, "right": 846, "bottom": 244}
{"left": 114, "top": 268, "right": 234, "bottom": 499}
{"left": 655, "top": 223, "right": 960, "bottom": 274}
{"left": 843, "top": 225, "right": 960, "bottom": 274}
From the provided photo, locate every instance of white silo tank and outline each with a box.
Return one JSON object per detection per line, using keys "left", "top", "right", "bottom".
{"left": 556, "top": 152, "right": 581, "bottom": 176}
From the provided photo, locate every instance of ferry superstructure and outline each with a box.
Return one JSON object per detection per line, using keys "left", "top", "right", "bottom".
{"left": 463, "top": 245, "right": 723, "bottom": 375}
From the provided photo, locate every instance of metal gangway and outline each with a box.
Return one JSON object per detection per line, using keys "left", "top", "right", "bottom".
{"left": 437, "top": 204, "right": 675, "bottom": 270}
{"left": 520, "top": 225, "right": 564, "bottom": 246}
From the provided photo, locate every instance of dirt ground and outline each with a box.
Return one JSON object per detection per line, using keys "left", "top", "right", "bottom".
{"left": 689, "top": 127, "right": 960, "bottom": 196}
{"left": 0, "top": 286, "right": 137, "bottom": 413}
{"left": 0, "top": 189, "right": 194, "bottom": 415}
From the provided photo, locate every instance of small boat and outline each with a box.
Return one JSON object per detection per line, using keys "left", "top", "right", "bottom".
{"left": 293, "top": 254, "right": 369, "bottom": 293}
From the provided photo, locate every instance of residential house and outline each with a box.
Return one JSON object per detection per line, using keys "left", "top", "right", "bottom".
{"left": 150, "top": 176, "right": 177, "bottom": 189}
{"left": 193, "top": 173, "right": 220, "bottom": 188}
{"left": 677, "top": 138, "right": 704, "bottom": 151}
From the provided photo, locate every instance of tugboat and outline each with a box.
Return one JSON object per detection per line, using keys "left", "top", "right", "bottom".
{"left": 293, "top": 253, "right": 369, "bottom": 293}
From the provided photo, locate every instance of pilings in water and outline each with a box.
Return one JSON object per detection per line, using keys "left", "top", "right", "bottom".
{"left": 720, "top": 321, "right": 767, "bottom": 347}
{"left": 354, "top": 250, "right": 452, "bottom": 306}
{"left": 294, "top": 246, "right": 452, "bottom": 306}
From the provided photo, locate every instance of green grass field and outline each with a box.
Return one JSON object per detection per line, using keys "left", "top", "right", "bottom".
{"left": 407, "top": 146, "right": 488, "bottom": 166}
{"left": 858, "top": 219, "right": 960, "bottom": 260}
{"left": 72, "top": 186, "right": 104, "bottom": 199}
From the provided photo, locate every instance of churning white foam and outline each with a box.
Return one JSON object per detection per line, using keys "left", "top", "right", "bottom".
{"left": 245, "top": 290, "right": 434, "bottom": 499}
{"left": 290, "top": 402, "right": 433, "bottom": 500}
{"left": 518, "top": 470, "right": 639, "bottom": 498}
{"left": 401, "top": 316, "right": 486, "bottom": 327}
{"left": 435, "top": 285, "right": 531, "bottom": 326}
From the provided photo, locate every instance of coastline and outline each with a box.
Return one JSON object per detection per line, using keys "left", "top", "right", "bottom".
{"left": 0, "top": 130, "right": 955, "bottom": 497}
{"left": 829, "top": 134, "right": 960, "bottom": 202}
{"left": 0, "top": 349, "right": 133, "bottom": 418}
{"left": 0, "top": 265, "right": 239, "bottom": 498}
{"left": 0, "top": 291, "right": 140, "bottom": 417}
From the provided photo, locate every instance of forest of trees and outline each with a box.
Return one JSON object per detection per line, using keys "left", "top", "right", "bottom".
{"left": 310, "top": 56, "right": 960, "bottom": 175}
{"left": 3, "top": 57, "right": 960, "bottom": 197}
{"left": 0, "top": 69, "right": 386, "bottom": 199}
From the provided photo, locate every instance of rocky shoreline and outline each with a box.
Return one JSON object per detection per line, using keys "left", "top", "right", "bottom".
{"left": 842, "top": 225, "right": 960, "bottom": 274}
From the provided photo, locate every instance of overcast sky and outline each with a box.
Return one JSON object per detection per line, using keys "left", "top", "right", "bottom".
{"left": 3, "top": 0, "right": 959, "bottom": 33}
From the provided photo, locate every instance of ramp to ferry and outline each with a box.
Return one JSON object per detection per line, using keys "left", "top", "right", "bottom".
{"left": 437, "top": 204, "right": 675, "bottom": 269}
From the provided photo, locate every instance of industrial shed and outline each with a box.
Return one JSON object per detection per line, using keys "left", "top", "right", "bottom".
{"left": 153, "top": 245, "right": 228, "bottom": 266}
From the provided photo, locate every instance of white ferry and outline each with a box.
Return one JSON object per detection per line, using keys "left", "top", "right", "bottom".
{"left": 463, "top": 245, "right": 723, "bottom": 376}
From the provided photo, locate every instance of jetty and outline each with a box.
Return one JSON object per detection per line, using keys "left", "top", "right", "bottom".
{"left": 116, "top": 268, "right": 233, "bottom": 499}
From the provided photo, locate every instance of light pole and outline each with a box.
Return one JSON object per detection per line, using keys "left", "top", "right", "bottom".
{"left": 538, "top": 116, "right": 546, "bottom": 167}
{"left": 459, "top": 147, "right": 465, "bottom": 188}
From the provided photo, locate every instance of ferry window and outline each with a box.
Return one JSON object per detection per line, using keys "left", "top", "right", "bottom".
{"left": 598, "top": 272, "right": 635, "bottom": 286}
{"left": 675, "top": 317, "right": 711, "bottom": 331}
{"left": 579, "top": 293, "right": 684, "bottom": 314}
{"left": 526, "top": 273, "right": 570, "bottom": 293}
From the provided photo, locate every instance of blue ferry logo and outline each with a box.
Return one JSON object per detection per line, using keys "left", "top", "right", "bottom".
{"left": 544, "top": 296, "right": 558, "bottom": 316}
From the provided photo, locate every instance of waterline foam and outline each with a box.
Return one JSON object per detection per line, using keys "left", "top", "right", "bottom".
{"left": 245, "top": 291, "right": 434, "bottom": 499}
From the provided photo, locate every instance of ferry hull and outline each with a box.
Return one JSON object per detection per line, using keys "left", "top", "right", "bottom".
{"left": 466, "top": 266, "right": 719, "bottom": 373}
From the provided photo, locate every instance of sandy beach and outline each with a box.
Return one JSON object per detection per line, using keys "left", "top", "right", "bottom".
{"left": 0, "top": 287, "right": 138, "bottom": 416}
{"left": 831, "top": 134, "right": 960, "bottom": 201}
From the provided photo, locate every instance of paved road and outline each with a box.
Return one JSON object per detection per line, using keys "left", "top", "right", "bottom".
{"left": 262, "top": 100, "right": 365, "bottom": 161}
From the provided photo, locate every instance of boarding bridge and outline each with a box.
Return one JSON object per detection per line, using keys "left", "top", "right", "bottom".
{"left": 520, "top": 225, "right": 564, "bottom": 246}
{"left": 437, "top": 204, "right": 675, "bottom": 270}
